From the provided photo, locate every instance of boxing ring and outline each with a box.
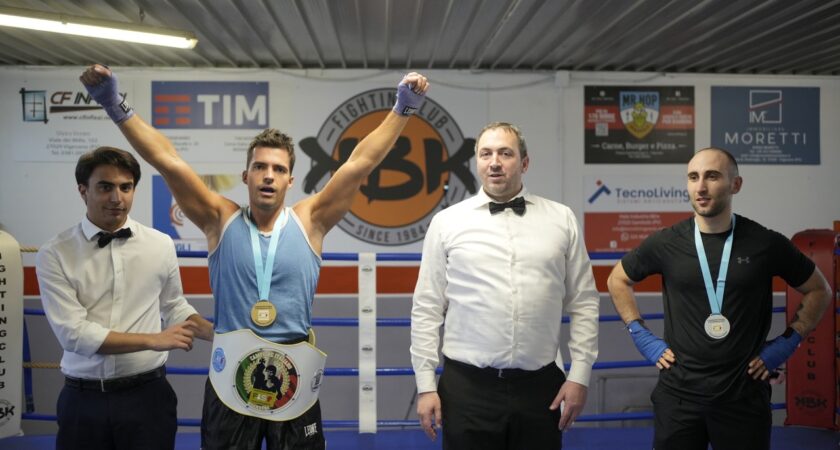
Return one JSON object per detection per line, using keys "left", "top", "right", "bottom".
{"left": 4, "top": 242, "right": 840, "bottom": 449}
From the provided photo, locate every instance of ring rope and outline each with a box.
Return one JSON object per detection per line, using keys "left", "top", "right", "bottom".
{"left": 18, "top": 248, "right": 805, "bottom": 429}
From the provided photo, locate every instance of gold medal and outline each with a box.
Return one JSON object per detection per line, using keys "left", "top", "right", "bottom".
{"left": 251, "top": 300, "right": 277, "bottom": 327}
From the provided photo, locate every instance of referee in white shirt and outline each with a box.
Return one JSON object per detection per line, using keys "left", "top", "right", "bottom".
{"left": 411, "top": 122, "right": 600, "bottom": 449}
{"left": 36, "top": 147, "right": 213, "bottom": 450}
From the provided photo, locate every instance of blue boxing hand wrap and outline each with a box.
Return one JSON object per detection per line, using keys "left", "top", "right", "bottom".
{"left": 759, "top": 327, "right": 802, "bottom": 372}
{"left": 393, "top": 80, "right": 425, "bottom": 116}
{"left": 627, "top": 320, "right": 669, "bottom": 365}
{"left": 84, "top": 70, "right": 134, "bottom": 124}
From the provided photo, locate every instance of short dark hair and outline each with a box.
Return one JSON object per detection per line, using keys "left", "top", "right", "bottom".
{"left": 697, "top": 147, "right": 739, "bottom": 177}
{"left": 475, "top": 122, "right": 528, "bottom": 159}
{"left": 247, "top": 129, "right": 296, "bottom": 173}
{"left": 75, "top": 146, "right": 141, "bottom": 186}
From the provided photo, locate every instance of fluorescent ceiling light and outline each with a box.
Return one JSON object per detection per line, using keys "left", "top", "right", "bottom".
{"left": 0, "top": 6, "right": 197, "bottom": 49}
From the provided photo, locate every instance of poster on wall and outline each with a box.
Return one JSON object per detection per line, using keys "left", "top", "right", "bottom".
{"left": 151, "top": 81, "right": 269, "bottom": 161}
{"left": 14, "top": 79, "right": 133, "bottom": 161}
{"left": 152, "top": 174, "right": 248, "bottom": 253}
{"left": 584, "top": 86, "right": 695, "bottom": 164}
{"left": 299, "top": 89, "right": 478, "bottom": 247}
{"left": 711, "top": 86, "right": 819, "bottom": 164}
{"left": 584, "top": 175, "right": 693, "bottom": 255}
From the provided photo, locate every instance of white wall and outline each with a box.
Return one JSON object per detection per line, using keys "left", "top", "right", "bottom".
{"left": 2, "top": 67, "right": 838, "bottom": 433}
{"left": 3, "top": 67, "right": 838, "bottom": 253}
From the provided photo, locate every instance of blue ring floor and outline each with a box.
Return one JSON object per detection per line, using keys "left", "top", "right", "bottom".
{"left": 2, "top": 427, "right": 837, "bottom": 449}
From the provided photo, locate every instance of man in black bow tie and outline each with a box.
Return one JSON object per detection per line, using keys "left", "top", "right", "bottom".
{"left": 36, "top": 147, "right": 212, "bottom": 450}
{"left": 411, "top": 122, "right": 600, "bottom": 449}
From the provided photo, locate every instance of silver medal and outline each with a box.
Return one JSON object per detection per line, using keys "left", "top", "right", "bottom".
{"left": 704, "top": 314, "right": 730, "bottom": 339}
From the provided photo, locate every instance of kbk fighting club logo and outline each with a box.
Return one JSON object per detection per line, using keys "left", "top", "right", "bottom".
{"left": 300, "top": 89, "right": 477, "bottom": 245}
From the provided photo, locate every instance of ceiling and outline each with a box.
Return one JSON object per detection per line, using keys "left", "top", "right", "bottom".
{"left": 0, "top": 0, "right": 838, "bottom": 75}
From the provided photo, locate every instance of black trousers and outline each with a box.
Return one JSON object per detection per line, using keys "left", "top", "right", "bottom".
{"left": 652, "top": 382, "right": 772, "bottom": 450}
{"left": 439, "top": 357, "right": 565, "bottom": 450}
{"left": 56, "top": 375, "right": 177, "bottom": 450}
{"left": 201, "top": 378, "right": 326, "bottom": 450}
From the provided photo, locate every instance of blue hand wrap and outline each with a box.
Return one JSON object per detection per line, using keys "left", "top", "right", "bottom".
{"left": 627, "top": 320, "right": 669, "bottom": 364}
{"left": 759, "top": 328, "right": 802, "bottom": 371}
{"left": 393, "top": 80, "right": 425, "bottom": 116}
{"left": 84, "top": 70, "right": 134, "bottom": 124}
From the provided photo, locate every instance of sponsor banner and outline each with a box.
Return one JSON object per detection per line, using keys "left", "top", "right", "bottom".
{"left": 299, "top": 89, "right": 478, "bottom": 246}
{"left": 584, "top": 212, "right": 692, "bottom": 253}
{"left": 584, "top": 176, "right": 692, "bottom": 253}
{"left": 152, "top": 174, "right": 248, "bottom": 253}
{"left": 585, "top": 86, "right": 695, "bottom": 163}
{"left": 711, "top": 86, "right": 820, "bottom": 164}
{"left": 151, "top": 81, "right": 269, "bottom": 160}
{"left": 14, "top": 80, "right": 133, "bottom": 161}
{"left": 0, "top": 232, "right": 23, "bottom": 438}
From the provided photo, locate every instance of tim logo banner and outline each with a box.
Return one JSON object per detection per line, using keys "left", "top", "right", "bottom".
{"left": 151, "top": 81, "right": 268, "bottom": 129}
{"left": 711, "top": 87, "right": 819, "bottom": 164}
{"left": 300, "top": 89, "right": 477, "bottom": 246}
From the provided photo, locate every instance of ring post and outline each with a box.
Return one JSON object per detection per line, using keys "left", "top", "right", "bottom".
{"left": 0, "top": 231, "right": 24, "bottom": 438}
{"left": 784, "top": 229, "right": 839, "bottom": 429}
{"left": 358, "top": 253, "right": 377, "bottom": 433}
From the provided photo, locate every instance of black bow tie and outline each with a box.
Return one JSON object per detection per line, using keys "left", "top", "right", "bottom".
{"left": 97, "top": 228, "right": 133, "bottom": 248}
{"left": 489, "top": 197, "right": 526, "bottom": 216}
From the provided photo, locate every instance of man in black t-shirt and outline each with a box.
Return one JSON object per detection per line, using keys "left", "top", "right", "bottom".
{"left": 607, "top": 147, "right": 832, "bottom": 450}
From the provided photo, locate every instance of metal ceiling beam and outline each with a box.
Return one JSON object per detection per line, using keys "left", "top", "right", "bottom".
{"left": 291, "top": 0, "right": 326, "bottom": 69}
{"left": 324, "top": 0, "right": 347, "bottom": 68}
{"left": 510, "top": 0, "right": 576, "bottom": 70}
{"left": 384, "top": 0, "right": 391, "bottom": 69}
{"left": 626, "top": 0, "right": 775, "bottom": 72}
{"left": 569, "top": 0, "right": 659, "bottom": 70}
{"left": 470, "top": 0, "right": 522, "bottom": 70}
{"left": 808, "top": 56, "right": 840, "bottom": 75}
{"left": 145, "top": 0, "right": 237, "bottom": 67}
{"left": 716, "top": 22, "right": 840, "bottom": 73}
{"left": 532, "top": 0, "right": 612, "bottom": 69}
{"left": 687, "top": 0, "right": 837, "bottom": 68}
{"left": 592, "top": 0, "right": 714, "bottom": 72}
{"left": 488, "top": 0, "right": 548, "bottom": 70}
{"left": 0, "top": 30, "right": 43, "bottom": 64}
{"left": 118, "top": 0, "right": 212, "bottom": 67}
{"left": 690, "top": 1, "right": 840, "bottom": 72}
{"left": 772, "top": 39, "right": 840, "bottom": 73}
{"left": 353, "top": 0, "right": 368, "bottom": 68}
{"left": 0, "top": 31, "right": 62, "bottom": 64}
{"left": 231, "top": 0, "right": 283, "bottom": 68}
{"left": 405, "top": 0, "right": 424, "bottom": 68}
{"left": 262, "top": 0, "right": 304, "bottom": 69}
{"left": 203, "top": 1, "right": 260, "bottom": 67}
{"left": 448, "top": 0, "right": 486, "bottom": 69}
{"left": 427, "top": 0, "right": 455, "bottom": 69}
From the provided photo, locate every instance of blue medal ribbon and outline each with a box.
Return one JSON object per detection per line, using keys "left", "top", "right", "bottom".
{"left": 247, "top": 207, "right": 287, "bottom": 302}
{"left": 694, "top": 214, "right": 736, "bottom": 316}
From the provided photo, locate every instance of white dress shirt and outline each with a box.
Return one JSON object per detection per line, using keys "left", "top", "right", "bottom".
{"left": 35, "top": 215, "right": 198, "bottom": 379}
{"left": 410, "top": 186, "right": 599, "bottom": 393}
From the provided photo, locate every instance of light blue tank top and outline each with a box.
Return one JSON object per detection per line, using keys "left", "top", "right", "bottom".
{"left": 208, "top": 207, "right": 321, "bottom": 342}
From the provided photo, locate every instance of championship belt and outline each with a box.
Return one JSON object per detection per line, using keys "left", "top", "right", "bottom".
{"left": 209, "top": 329, "right": 327, "bottom": 421}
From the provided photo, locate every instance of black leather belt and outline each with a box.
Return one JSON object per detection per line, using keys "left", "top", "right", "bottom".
{"left": 445, "top": 356, "right": 557, "bottom": 380}
{"left": 64, "top": 366, "right": 166, "bottom": 393}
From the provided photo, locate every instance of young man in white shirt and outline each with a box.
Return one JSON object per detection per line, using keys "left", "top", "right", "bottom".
{"left": 36, "top": 147, "right": 213, "bottom": 450}
{"left": 411, "top": 122, "right": 600, "bottom": 449}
